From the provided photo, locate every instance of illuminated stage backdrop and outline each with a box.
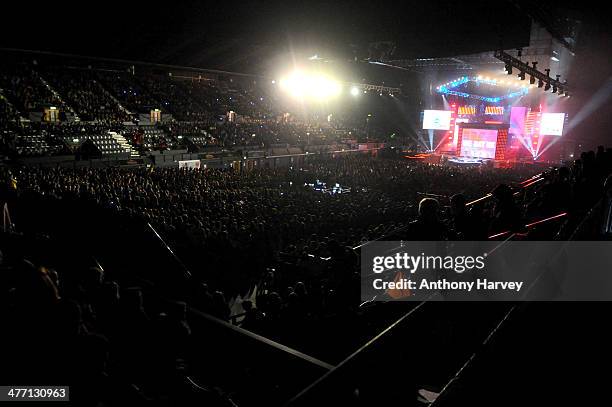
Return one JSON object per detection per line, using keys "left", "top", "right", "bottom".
{"left": 456, "top": 123, "right": 510, "bottom": 160}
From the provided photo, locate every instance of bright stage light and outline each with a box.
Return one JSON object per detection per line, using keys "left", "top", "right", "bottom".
{"left": 279, "top": 71, "right": 341, "bottom": 100}
{"left": 350, "top": 86, "right": 360, "bottom": 96}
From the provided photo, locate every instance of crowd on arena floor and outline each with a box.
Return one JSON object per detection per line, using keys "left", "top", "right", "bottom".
{"left": 2, "top": 146, "right": 612, "bottom": 404}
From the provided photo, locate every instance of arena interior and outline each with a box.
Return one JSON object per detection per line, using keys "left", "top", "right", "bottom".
{"left": 1, "top": 1, "right": 612, "bottom": 406}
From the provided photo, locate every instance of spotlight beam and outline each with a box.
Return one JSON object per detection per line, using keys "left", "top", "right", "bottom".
{"left": 565, "top": 76, "right": 612, "bottom": 134}
{"left": 535, "top": 135, "right": 563, "bottom": 160}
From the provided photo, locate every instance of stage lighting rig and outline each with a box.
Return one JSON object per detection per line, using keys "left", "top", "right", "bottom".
{"left": 505, "top": 64, "right": 513, "bottom": 74}
{"left": 494, "top": 50, "right": 570, "bottom": 96}
{"left": 529, "top": 62, "right": 537, "bottom": 84}
{"left": 545, "top": 83, "right": 551, "bottom": 91}
{"left": 518, "top": 71, "right": 526, "bottom": 80}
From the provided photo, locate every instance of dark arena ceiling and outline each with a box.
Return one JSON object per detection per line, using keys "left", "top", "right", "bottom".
{"left": 1, "top": 1, "right": 541, "bottom": 71}
{"left": 2, "top": 1, "right": 604, "bottom": 73}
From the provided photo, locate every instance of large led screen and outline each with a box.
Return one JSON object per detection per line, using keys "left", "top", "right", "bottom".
{"left": 509, "top": 107, "right": 528, "bottom": 137}
{"left": 422, "top": 110, "right": 452, "bottom": 130}
{"left": 460, "top": 128, "right": 498, "bottom": 159}
{"left": 540, "top": 113, "right": 565, "bottom": 136}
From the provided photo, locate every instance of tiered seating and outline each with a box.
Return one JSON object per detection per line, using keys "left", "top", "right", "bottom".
{"left": 82, "top": 134, "right": 125, "bottom": 155}
{"left": 140, "top": 126, "right": 180, "bottom": 150}
{"left": 1, "top": 61, "right": 367, "bottom": 156}
{"left": 0, "top": 64, "right": 68, "bottom": 114}
{"left": 43, "top": 68, "right": 129, "bottom": 122}
{"left": 0, "top": 94, "right": 21, "bottom": 126}
{"left": 188, "top": 135, "right": 218, "bottom": 147}
{"left": 13, "top": 124, "right": 68, "bottom": 157}
{"left": 15, "top": 123, "right": 127, "bottom": 157}
{"left": 97, "top": 71, "right": 161, "bottom": 113}
{"left": 15, "top": 133, "right": 64, "bottom": 156}
{"left": 139, "top": 76, "right": 213, "bottom": 121}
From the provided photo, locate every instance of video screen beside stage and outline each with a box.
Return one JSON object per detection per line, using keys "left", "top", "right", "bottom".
{"left": 540, "top": 113, "right": 566, "bottom": 136}
{"left": 509, "top": 106, "right": 528, "bottom": 137}
{"left": 422, "top": 110, "right": 452, "bottom": 130}
{"left": 459, "top": 128, "right": 498, "bottom": 159}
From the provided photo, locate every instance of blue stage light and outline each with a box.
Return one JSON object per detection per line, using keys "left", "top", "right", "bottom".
{"left": 435, "top": 76, "right": 528, "bottom": 102}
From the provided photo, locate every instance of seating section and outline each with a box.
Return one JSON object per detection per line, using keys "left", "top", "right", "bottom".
{"left": 15, "top": 133, "right": 65, "bottom": 156}
{"left": 162, "top": 121, "right": 218, "bottom": 148}
{"left": 48, "top": 123, "right": 126, "bottom": 155}
{"left": 81, "top": 133, "right": 126, "bottom": 155}
{"left": 97, "top": 71, "right": 161, "bottom": 113}
{"left": 140, "top": 126, "right": 180, "bottom": 150}
{"left": 13, "top": 123, "right": 68, "bottom": 156}
{"left": 187, "top": 135, "right": 218, "bottom": 149}
{"left": 139, "top": 76, "right": 214, "bottom": 121}
{"left": 0, "top": 61, "right": 364, "bottom": 157}
{"left": 0, "top": 64, "right": 68, "bottom": 114}
{"left": 0, "top": 94, "right": 21, "bottom": 126}
{"left": 43, "top": 68, "right": 129, "bottom": 122}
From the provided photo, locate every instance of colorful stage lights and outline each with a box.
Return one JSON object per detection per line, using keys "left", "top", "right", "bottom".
{"left": 436, "top": 76, "right": 528, "bottom": 103}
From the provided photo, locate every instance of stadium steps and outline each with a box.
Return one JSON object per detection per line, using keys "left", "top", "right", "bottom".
{"left": 0, "top": 90, "right": 26, "bottom": 121}
{"left": 110, "top": 131, "right": 140, "bottom": 158}
{"left": 36, "top": 73, "right": 79, "bottom": 121}
{"left": 94, "top": 79, "right": 133, "bottom": 117}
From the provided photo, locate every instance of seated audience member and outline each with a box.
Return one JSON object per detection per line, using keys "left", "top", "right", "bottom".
{"left": 404, "top": 198, "right": 449, "bottom": 240}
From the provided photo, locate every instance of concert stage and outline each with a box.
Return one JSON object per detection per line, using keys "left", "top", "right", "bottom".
{"left": 420, "top": 75, "right": 568, "bottom": 164}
